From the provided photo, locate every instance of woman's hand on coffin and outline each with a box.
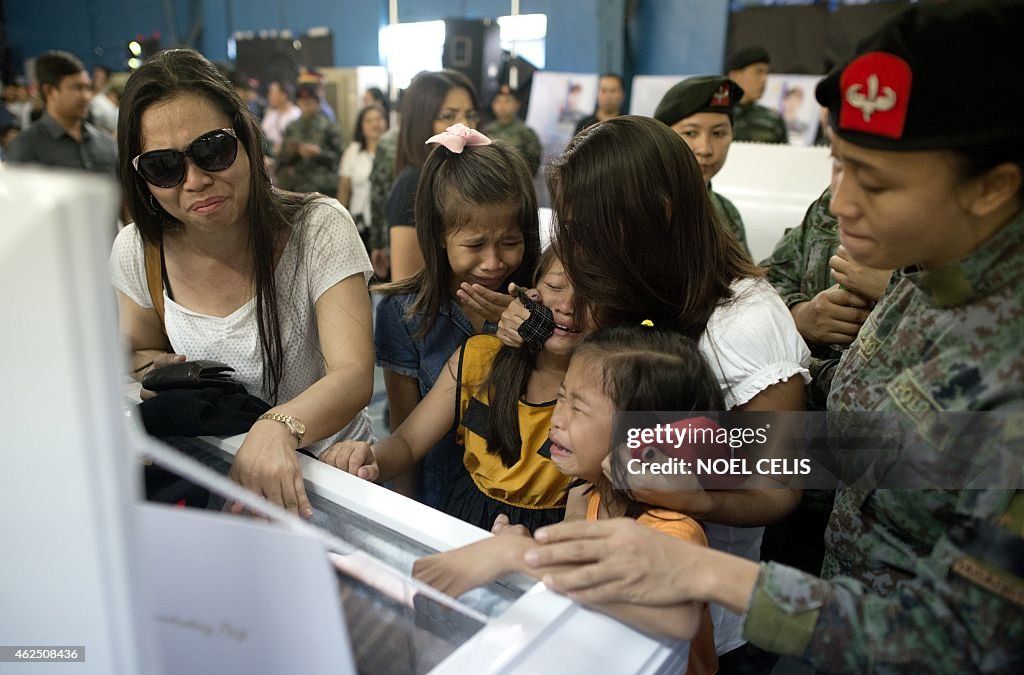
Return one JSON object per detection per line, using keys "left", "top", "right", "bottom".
{"left": 228, "top": 423, "right": 313, "bottom": 519}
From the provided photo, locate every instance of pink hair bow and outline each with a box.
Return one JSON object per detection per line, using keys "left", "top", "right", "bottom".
{"left": 426, "top": 123, "right": 492, "bottom": 153}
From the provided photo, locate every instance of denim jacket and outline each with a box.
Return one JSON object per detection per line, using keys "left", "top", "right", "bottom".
{"left": 375, "top": 292, "right": 497, "bottom": 397}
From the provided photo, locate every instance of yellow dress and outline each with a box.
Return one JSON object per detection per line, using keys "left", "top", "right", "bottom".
{"left": 440, "top": 335, "right": 569, "bottom": 531}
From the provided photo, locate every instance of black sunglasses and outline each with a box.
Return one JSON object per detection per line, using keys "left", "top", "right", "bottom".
{"left": 132, "top": 128, "right": 239, "bottom": 188}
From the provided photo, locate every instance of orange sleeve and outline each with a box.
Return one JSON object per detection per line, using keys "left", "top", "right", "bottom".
{"left": 639, "top": 509, "right": 708, "bottom": 548}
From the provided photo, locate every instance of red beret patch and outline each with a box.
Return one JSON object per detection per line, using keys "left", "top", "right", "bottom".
{"left": 839, "top": 52, "right": 912, "bottom": 139}
{"left": 710, "top": 84, "right": 730, "bottom": 108}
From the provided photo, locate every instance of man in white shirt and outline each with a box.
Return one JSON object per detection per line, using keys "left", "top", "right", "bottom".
{"left": 260, "top": 80, "right": 300, "bottom": 158}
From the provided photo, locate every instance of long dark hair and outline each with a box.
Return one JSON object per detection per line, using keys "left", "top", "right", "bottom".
{"left": 574, "top": 324, "right": 726, "bottom": 518}
{"left": 377, "top": 139, "right": 540, "bottom": 339}
{"left": 483, "top": 248, "right": 560, "bottom": 467}
{"left": 548, "top": 115, "right": 759, "bottom": 339}
{"left": 353, "top": 104, "right": 388, "bottom": 151}
{"left": 395, "top": 70, "right": 478, "bottom": 175}
{"left": 118, "top": 48, "right": 313, "bottom": 402}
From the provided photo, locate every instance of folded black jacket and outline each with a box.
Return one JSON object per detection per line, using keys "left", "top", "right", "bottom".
{"left": 138, "top": 386, "right": 271, "bottom": 437}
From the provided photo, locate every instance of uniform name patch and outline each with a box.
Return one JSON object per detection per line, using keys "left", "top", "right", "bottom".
{"left": 951, "top": 556, "right": 1024, "bottom": 607}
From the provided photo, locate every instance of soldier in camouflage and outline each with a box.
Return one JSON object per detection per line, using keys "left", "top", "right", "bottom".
{"left": 727, "top": 46, "right": 788, "bottom": 145}
{"left": 482, "top": 85, "right": 542, "bottom": 177}
{"left": 524, "top": 3, "right": 1024, "bottom": 671}
{"left": 654, "top": 75, "right": 751, "bottom": 257}
{"left": 732, "top": 99, "right": 789, "bottom": 145}
{"left": 275, "top": 83, "right": 342, "bottom": 196}
{"left": 758, "top": 186, "right": 892, "bottom": 599}
{"left": 367, "top": 127, "right": 398, "bottom": 278}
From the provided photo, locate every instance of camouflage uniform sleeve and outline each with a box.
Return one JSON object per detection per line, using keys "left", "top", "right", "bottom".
{"left": 745, "top": 489, "right": 1024, "bottom": 672}
{"left": 761, "top": 188, "right": 833, "bottom": 307}
{"left": 762, "top": 223, "right": 810, "bottom": 306}
{"left": 368, "top": 131, "right": 397, "bottom": 251}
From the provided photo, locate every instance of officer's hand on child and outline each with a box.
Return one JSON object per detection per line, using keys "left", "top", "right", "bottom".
{"left": 320, "top": 440, "right": 379, "bottom": 481}
{"left": 527, "top": 517, "right": 708, "bottom": 607}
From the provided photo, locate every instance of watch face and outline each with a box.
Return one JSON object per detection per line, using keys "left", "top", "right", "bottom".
{"left": 288, "top": 418, "right": 305, "bottom": 435}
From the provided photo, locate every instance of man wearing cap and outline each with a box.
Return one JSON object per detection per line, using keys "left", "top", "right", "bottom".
{"left": 275, "top": 82, "right": 342, "bottom": 196}
{"left": 654, "top": 75, "right": 751, "bottom": 257}
{"left": 261, "top": 80, "right": 301, "bottom": 159}
{"left": 523, "top": 2, "right": 1024, "bottom": 671}
{"left": 727, "top": 47, "right": 788, "bottom": 144}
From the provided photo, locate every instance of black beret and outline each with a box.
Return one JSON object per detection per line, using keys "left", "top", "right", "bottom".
{"left": 816, "top": 0, "right": 1024, "bottom": 151}
{"left": 654, "top": 76, "right": 744, "bottom": 128}
{"left": 726, "top": 47, "right": 770, "bottom": 73}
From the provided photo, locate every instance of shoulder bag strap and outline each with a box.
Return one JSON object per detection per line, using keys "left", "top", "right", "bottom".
{"left": 143, "top": 241, "right": 166, "bottom": 330}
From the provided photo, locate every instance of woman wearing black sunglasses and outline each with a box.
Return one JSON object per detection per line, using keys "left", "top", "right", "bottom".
{"left": 111, "top": 49, "right": 375, "bottom": 519}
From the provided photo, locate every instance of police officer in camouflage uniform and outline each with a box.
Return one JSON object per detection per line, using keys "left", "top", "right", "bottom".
{"left": 654, "top": 75, "right": 751, "bottom": 257}
{"left": 275, "top": 83, "right": 342, "bottom": 196}
{"left": 727, "top": 47, "right": 788, "bottom": 145}
{"left": 483, "top": 85, "right": 542, "bottom": 177}
{"left": 526, "top": 3, "right": 1024, "bottom": 671}
{"left": 759, "top": 187, "right": 892, "bottom": 614}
